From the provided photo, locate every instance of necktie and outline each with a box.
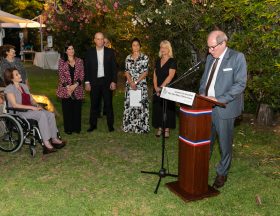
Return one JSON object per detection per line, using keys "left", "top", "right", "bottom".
{"left": 205, "top": 58, "right": 219, "bottom": 96}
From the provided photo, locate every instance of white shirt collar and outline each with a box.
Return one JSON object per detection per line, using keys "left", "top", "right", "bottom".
{"left": 96, "top": 47, "right": 104, "bottom": 52}
{"left": 217, "top": 47, "right": 227, "bottom": 61}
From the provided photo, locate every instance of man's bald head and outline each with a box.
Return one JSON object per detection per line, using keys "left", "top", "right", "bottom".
{"left": 94, "top": 32, "right": 105, "bottom": 49}
{"left": 208, "top": 30, "right": 228, "bottom": 44}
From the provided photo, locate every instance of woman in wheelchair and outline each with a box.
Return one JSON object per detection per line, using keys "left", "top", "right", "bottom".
{"left": 3, "top": 67, "right": 66, "bottom": 154}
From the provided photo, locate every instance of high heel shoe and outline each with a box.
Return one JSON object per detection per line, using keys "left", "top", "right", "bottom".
{"left": 51, "top": 139, "right": 67, "bottom": 149}
{"left": 43, "top": 146, "right": 57, "bottom": 154}
{"left": 156, "top": 128, "right": 162, "bottom": 137}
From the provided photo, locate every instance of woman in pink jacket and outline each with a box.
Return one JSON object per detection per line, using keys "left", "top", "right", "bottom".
{"left": 57, "top": 44, "right": 84, "bottom": 134}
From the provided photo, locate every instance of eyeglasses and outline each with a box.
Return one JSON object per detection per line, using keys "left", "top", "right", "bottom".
{"left": 208, "top": 41, "right": 223, "bottom": 51}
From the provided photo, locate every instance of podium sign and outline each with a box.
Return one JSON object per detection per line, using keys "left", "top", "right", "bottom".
{"left": 160, "top": 87, "right": 195, "bottom": 106}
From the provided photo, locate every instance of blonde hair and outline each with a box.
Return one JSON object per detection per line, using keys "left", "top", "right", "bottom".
{"left": 159, "top": 40, "right": 173, "bottom": 58}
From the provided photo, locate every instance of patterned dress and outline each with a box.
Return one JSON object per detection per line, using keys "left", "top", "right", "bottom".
{"left": 123, "top": 53, "right": 150, "bottom": 133}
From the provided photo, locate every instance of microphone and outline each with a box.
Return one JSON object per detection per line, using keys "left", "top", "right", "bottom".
{"left": 191, "top": 59, "right": 205, "bottom": 70}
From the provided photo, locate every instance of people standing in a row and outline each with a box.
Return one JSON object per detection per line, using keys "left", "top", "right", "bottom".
{"left": 199, "top": 30, "right": 247, "bottom": 188}
{"left": 57, "top": 44, "right": 84, "bottom": 135}
{"left": 85, "top": 32, "right": 117, "bottom": 132}
{"left": 123, "top": 38, "right": 149, "bottom": 133}
{"left": 152, "top": 40, "right": 177, "bottom": 138}
{"left": 0, "top": 44, "right": 28, "bottom": 86}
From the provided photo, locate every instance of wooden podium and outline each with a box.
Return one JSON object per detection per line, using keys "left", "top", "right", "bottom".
{"left": 166, "top": 94, "right": 225, "bottom": 202}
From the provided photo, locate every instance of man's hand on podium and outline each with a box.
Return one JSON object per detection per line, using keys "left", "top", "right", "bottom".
{"left": 206, "top": 96, "right": 218, "bottom": 102}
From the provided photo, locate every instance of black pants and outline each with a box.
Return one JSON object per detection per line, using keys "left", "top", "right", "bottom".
{"left": 62, "top": 98, "right": 82, "bottom": 133}
{"left": 89, "top": 78, "right": 114, "bottom": 129}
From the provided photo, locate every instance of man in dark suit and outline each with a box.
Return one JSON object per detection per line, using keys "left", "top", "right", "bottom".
{"left": 199, "top": 30, "right": 247, "bottom": 188}
{"left": 85, "top": 32, "right": 117, "bottom": 132}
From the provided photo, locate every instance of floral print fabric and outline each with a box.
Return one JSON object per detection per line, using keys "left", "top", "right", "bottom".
{"left": 123, "top": 53, "right": 150, "bottom": 133}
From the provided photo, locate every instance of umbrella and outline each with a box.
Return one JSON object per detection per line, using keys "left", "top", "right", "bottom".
{"left": 0, "top": 10, "right": 45, "bottom": 50}
{"left": 0, "top": 10, "right": 35, "bottom": 24}
{"left": 0, "top": 10, "right": 45, "bottom": 28}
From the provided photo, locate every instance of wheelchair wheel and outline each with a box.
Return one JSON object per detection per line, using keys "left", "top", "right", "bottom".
{"left": 0, "top": 114, "right": 24, "bottom": 152}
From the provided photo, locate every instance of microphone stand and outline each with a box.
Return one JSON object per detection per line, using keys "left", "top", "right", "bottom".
{"left": 141, "top": 60, "right": 204, "bottom": 194}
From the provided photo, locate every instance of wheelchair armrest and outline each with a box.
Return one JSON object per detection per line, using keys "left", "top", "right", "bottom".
{"left": 6, "top": 107, "right": 31, "bottom": 113}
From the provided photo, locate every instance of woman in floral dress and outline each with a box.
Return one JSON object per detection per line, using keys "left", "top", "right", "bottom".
{"left": 123, "top": 38, "right": 149, "bottom": 133}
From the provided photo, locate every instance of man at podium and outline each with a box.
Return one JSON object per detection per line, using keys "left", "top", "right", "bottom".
{"left": 199, "top": 30, "right": 247, "bottom": 188}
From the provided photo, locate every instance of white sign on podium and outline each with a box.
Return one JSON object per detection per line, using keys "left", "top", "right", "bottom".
{"left": 160, "top": 87, "right": 195, "bottom": 106}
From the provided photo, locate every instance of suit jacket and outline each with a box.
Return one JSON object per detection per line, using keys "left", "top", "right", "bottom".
{"left": 84, "top": 47, "right": 117, "bottom": 85}
{"left": 199, "top": 48, "right": 247, "bottom": 119}
{"left": 56, "top": 57, "right": 84, "bottom": 99}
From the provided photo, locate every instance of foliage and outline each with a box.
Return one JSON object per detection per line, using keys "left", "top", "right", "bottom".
{"left": 133, "top": 0, "right": 280, "bottom": 110}
{"left": 0, "top": 0, "right": 43, "bottom": 18}
{"left": 42, "top": 0, "right": 122, "bottom": 57}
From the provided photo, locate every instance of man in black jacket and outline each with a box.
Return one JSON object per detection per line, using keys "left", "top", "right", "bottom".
{"left": 85, "top": 32, "right": 117, "bottom": 132}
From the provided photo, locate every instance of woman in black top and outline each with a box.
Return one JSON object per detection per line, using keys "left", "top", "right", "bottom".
{"left": 152, "top": 40, "right": 177, "bottom": 138}
{"left": 56, "top": 44, "right": 84, "bottom": 134}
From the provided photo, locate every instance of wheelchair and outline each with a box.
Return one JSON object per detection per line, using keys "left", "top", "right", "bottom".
{"left": 0, "top": 91, "right": 57, "bottom": 156}
{"left": 0, "top": 108, "right": 44, "bottom": 156}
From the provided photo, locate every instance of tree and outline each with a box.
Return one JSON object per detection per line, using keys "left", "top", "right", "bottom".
{"left": 0, "top": 0, "right": 43, "bottom": 18}
{"left": 42, "top": 0, "right": 122, "bottom": 56}
{"left": 132, "top": 0, "right": 280, "bottom": 115}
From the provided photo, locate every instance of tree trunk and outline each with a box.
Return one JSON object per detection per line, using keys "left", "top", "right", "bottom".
{"left": 257, "top": 104, "right": 273, "bottom": 126}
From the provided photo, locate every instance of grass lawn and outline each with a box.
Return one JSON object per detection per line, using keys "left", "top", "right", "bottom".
{"left": 0, "top": 63, "right": 279, "bottom": 216}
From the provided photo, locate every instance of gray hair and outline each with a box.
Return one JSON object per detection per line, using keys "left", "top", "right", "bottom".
{"left": 208, "top": 30, "right": 228, "bottom": 43}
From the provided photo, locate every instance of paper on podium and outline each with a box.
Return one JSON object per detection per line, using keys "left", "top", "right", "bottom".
{"left": 129, "top": 89, "right": 142, "bottom": 107}
{"left": 160, "top": 87, "right": 195, "bottom": 106}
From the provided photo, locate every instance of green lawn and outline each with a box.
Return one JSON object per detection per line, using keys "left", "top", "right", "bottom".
{"left": 0, "top": 64, "right": 279, "bottom": 216}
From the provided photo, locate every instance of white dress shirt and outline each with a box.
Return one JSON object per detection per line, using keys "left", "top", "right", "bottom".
{"left": 97, "top": 48, "right": 104, "bottom": 78}
{"left": 206, "top": 47, "right": 228, "bottom": 97}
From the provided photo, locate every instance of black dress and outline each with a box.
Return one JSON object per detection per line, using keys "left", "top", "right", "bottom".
{"left": 152, "top": 58, "right": 177, "bottom": 129}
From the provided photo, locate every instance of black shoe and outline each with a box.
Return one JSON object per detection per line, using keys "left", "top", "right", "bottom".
{"left": 65, "top": 131, "right": 72, "bottom": 135}
{"left": 43, "top": 146, "right": 57, "bottom": 154}
{"left": 87, "top": 126, "right": 96, "bottom": 132}
{"left": 213, "top": 175, "right": 227, "bottom": 188}
{"left": 108, "top": 127, "right": 114, "bottom": 132}
{"left": 52, "top": 143, "right": 66, "bottom": 149}
{"left": 51, "top": 139, "right": 67, "bottom": 149}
